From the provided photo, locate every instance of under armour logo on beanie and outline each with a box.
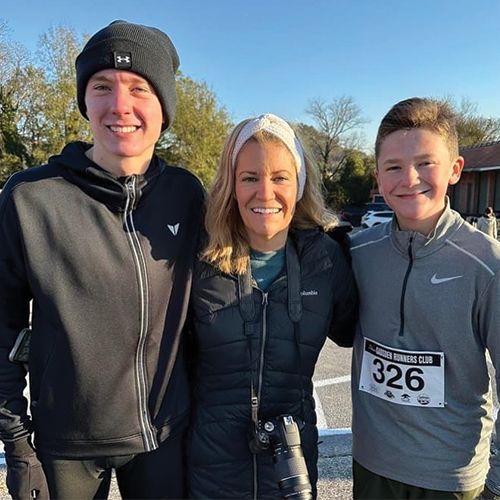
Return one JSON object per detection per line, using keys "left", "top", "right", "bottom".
{"left": 75, "top": 20, "right": 180, "bottom": 131}
{"left": 114, "top": 52, "right": 132, "bottom": 69}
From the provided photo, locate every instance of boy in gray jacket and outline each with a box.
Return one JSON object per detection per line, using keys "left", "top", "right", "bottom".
{"left": 350, "top": 97, "right": 500, "bottom": 499}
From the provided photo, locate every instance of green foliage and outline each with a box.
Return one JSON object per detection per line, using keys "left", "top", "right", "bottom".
{"left": 156, "top": 73, "right": 232, "bottom": 187}
{"left": 2, "top": 23, "right": 228, "bottom": 183}
{"left": 338, "top": 151, "right": 375, "bottom": 206}
{"left": 1, "top": 23, "right": 92, "bottom": 168}
{"left": 295, "top": 117, "right": 373, "bottom": 209}
{"left": 0, "top": 153, "right": 23, "bottom": 186}
{"left": 322, "top": 151, "right": 374, "bottom": 209}
{"left": 35, "top": 25, "right": 91, "bottom": 156}
{"left": 456, "top": 114, "right": 500, "bottom": 148}
{"left": 0, "top": 87, "right": 30, "bottom": 186}
{"left": 445, "top": 96, "right": 500, "bottom": 147}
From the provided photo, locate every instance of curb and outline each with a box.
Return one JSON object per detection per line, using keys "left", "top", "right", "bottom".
{"left": 318, "top": 429, "right": 352, "bottom": 458}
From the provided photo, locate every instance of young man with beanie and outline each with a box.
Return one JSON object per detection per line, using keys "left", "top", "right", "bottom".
{"left": 0, "top": 20, "right": 204, "bottom": 499}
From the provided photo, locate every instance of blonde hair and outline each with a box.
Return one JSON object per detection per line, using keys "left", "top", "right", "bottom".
{"left": 201, "top": 118, "right": 337, "bottom": 275}
{"left": 375, "top": 97, "right": 459, "bottom": 164}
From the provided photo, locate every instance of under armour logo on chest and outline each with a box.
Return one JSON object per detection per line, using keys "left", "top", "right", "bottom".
{"left": 114, "top": 52, "right": 132, "bottom": 69}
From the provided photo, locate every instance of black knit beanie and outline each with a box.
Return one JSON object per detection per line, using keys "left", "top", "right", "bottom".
{"left": 76, "top": 20, "right": 179, "bottom": 131}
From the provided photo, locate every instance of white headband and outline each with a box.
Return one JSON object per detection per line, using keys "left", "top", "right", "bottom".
{"left": 231, "top": 113, "right": 306, "bottom": 201}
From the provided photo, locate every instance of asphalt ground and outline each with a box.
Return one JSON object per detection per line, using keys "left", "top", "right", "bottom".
{"left": 1, "top": 340, "right": 497, "bottom": 499}
{"left": 0, "top": 339, "right": 495, "bottom": 499}
{"left": 0, "top": 432, "right": 354, "bottom": 500}
{"left": 2, "top": 228, "right": 498, "bottom": 499}
{"left": 0, "top": 342, "right": 354, "bottom": 499}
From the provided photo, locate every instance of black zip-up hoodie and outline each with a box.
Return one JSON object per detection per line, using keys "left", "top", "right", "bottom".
{"left": 0, "top": 141, "right": 205, "bottom": 457}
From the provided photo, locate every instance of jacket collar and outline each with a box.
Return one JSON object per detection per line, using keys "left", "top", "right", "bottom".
{"left": 49, "top": 141, "right": 164, "bottom": 213}
{"left": 390, "top": 197, "right": 465, "bottom": 258}
{"left": 237, "top": 234, "right": 303, "bottom": 323}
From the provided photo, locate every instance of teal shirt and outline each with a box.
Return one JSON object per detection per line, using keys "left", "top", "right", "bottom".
{"left": 250, "top": 247, "right": 285, "bottom": 291}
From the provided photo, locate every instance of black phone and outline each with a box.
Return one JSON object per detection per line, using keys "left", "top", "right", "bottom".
{"left": 9, "top": 328, "right": 31, "bottom": 364}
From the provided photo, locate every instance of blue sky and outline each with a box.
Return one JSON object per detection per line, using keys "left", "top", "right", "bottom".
{"left": 3, "top": 1, "right": 500, "bottom": 150}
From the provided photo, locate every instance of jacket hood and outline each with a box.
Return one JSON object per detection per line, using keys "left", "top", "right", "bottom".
{"left": 48, "top": 141, "right": 164, "bottom": 213}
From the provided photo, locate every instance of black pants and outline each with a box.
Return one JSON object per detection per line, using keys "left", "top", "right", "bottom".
{"left": 353, "top": 460, "right": 484, "bottom": 500}
{"left": 39, "top": 432, "right": 186, "bottom": 499}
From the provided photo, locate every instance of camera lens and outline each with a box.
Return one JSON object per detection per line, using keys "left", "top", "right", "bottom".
{"left": 271, "top": 417, "right": 313, "bottom": 500}
{"left": 273, "top": 444, "right": 313, "bottom": 499}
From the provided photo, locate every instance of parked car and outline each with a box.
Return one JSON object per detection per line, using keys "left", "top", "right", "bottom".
{"left": 364, "top": 202, "right": 391, "bottom": 212}
{"left": 371, "top": 194, "right": 386, "bottom": 204}
{"left": 340, "top": 205, "right": 366, "bottom": 227}
{"left": 361, "top": 210, "right": 393, "bottom": 228}
{"left": 341, "top": 201, "right": 392, "bottom": 227}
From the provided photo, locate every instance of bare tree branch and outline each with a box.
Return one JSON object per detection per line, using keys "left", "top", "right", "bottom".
{"left": 305, "top": 95, "right": 368, "bottom": 182}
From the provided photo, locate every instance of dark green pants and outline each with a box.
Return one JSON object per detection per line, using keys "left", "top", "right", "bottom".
{"left": 353, "top": 460, "right": 484, "bottom": 500}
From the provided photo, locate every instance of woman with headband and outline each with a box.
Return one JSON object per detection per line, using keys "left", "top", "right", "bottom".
{"left": 187, "top": 114, "right": 357, "bottom": 499}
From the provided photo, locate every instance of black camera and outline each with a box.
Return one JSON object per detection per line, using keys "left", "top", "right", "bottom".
{"left": 249, "top": 415, "right": 313, "bottom": 500}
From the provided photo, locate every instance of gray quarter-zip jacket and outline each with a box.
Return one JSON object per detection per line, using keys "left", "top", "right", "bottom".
{"left": 0, "top": 141, "right": 205, "bottom": 457}
{"left": 350, "top": 202, "right": 500, "bottom": 493}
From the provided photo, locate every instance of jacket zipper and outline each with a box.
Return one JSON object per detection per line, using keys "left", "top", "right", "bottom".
{"left": 257, "top": 292, "right": 268, "bottom": 404}
{"left": 124, "top": 176, "right": 157, "bottom": 451}
{"left": 253, "top": 291, "right": 268, "bottom": 500}
{"left": 399, "top": 235, "right": 414, "bottom": 336}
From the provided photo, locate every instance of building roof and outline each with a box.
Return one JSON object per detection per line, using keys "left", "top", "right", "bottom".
{"left": 461, "top": 141, "right": 500, "bottom": 172}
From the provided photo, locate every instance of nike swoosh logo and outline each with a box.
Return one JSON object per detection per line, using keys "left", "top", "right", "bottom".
{"left": 430, "top": 273, "right": 463, "bottom": 285}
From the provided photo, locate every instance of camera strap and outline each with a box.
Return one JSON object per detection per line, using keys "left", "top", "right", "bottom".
{"left": 293, "top": 322, "right": 306, "bottom": 420}
{"left": 238, "top": 238, "right": 307, "bottom": 430}
{"left": 238, "top": 267, "right": 260, "bottom": 430}
{"left": 286, "top": 239, "right": 307, "bottom": 419}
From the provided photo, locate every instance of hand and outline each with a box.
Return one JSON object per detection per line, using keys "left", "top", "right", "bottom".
{"left": 5, "top": 447, "right": 49, "bottom": 500}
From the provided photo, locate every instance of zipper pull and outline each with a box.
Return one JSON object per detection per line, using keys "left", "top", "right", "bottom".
{"left": 251, "top": 396, "right": 259, "bottom": 425}
{"left": 262, "top": 292, "right": 268, "bottom": 306}
{"left": 125, "top": 176, "right": 137, "bottom": 211}
{"left": 408, "top": 235, "right": 414, "bottom": 259}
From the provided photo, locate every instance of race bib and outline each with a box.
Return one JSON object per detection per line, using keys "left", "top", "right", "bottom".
{"left": 359, "top": 338, "right": 445, "bottom": 408}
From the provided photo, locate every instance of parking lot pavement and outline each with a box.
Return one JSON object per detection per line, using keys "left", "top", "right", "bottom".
{"left": 0, "top": 343, "right": 355, "bottom": 499}
{"left": 317, "top": 431, "right": 353, "bottom": 499}
{"left": 0, "top": 433, "right": 354, "bottom": 500}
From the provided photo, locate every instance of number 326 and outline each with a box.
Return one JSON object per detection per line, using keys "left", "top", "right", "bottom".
{"left": 372, "top": 359, "right": 425, "bottom": 392}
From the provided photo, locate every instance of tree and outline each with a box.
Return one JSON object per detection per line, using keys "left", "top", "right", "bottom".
{"left": 4, "top": 24, "right": 91, "bottom": 166}
{"left": 446, "top": 96, "right": 500, "bottom": 147}
{"left": 0, "top": 25, "right": 232, "bottom": 185}
{"left": 338, "top": 150, "right": 375, "bottom": 206}
{"left": 0, "top": 87, "right": 30, "bottom": 185}
{"left": 156, "top": 73, "right": 232, "bottom": 187}
{"left": 8, "top": 64, "right": 51, "bottom": 166}
{"left": 304, "top": 96, "right": 368, "bottom": 183}
{"left": 35, "top": 25, "right": 91, "bottom": 154}
{"left": 0, "top": 19, "right": 30, "bottom": 86}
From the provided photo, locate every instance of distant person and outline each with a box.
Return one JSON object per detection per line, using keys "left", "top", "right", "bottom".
{"left": 187, "top": 113, "right": 357, "bottom": 499}
{"left": 350, "top": 98, "right": 500, "bottom": 499}
{"left": 0, "top": 20, "right": 204, "bottom": 499}
{"left": 477, "top": 206, "right": 498, "bottom": 239}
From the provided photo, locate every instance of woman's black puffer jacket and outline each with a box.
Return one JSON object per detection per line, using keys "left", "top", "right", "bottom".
{"left": 188, "top": 228, "right": 357, "bottom": 499}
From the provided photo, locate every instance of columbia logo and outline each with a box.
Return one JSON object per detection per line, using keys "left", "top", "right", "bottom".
{"left": 167, "top": 223, "right": 180, "bottom": 236}
{"left": 300, "top": 290, "right": 318, "bottom": 296}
